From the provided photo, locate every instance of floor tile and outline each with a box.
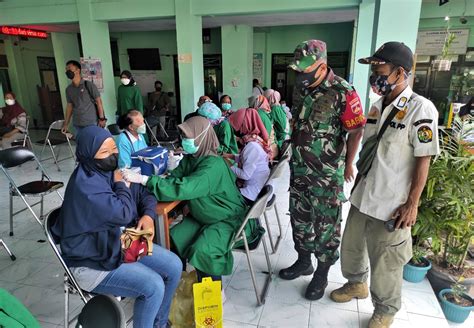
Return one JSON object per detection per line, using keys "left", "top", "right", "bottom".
{"left": 403, "top": 287, "right": 446, "bottom": 319}
{"left": 222, "top": 289, "right": 264, "bottom": 325}
{"left": 407, "top": 313, "right": 450, "bottom": 328}
{"left": 259, "top": 297, "right": 310, "bottom": 328}
{"left": 309, "top": 304, "right": 359, "bottom": 328}
{"left": 223, "top": 319, "right": 258, "bottom": 327}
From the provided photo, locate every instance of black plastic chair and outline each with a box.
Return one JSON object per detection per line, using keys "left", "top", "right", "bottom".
{"left": 231, "top": 185, "right": 273, "bottom": 306}
{"left": 0, "top": 147, "right": 64, "bottom": 237}
{"left": 36, "top": 120, "right": 75, "bottom": 171}
{"left": 76, "top": 295, "right": 126, "bottom": 328}
{"left": 0, "top": 239, "right": 16, "bottom": 261}
{"left": 107, "top": 124, "right": 123, "bottom": 136}
{"left": 45, "top": 207, "right": 133, "bottom": 327}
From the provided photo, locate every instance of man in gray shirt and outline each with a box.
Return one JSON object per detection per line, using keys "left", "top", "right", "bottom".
{"left": 62, "top": 60, "right": 106, "bottom": 135}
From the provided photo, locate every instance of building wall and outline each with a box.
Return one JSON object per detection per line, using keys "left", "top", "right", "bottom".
{"left": 0, "top": 37, "right": 55, "bottom": 123}
{"left": 253, "top": 22, "right": 354, "bottom": 87}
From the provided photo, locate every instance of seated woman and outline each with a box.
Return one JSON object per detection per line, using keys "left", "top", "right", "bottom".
{"left": 264, "top": 89, "right": 288, "bottom": 148}
{"left": 219, "top": 94, "right": 234, "bottom": 117}
{"left": 227, "top": 108, "right": 271, "bottom": 203}
{"left": 253, "top": 95, "right": 278, "bottom": 159}
{"left": 0, "top": 92, "right": 27, "bottom": 149}
{"left": 197, "top": 102, "right": 239, "bottom": 155}
{"left": 122, "top": 116, "right": 261, "bottom": 283}
{"left": 52, "top": 126, "right": 181, "bottom": 328}
{"left": 116, "top": 110, "right": 148, "bottom": 169}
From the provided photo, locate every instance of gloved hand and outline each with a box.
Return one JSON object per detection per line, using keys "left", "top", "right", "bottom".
{"left": 121, "top": 169, "right": 149, "bottom": 186}
{"left": 168, "top": 153, "right": 183, "bottom": 171}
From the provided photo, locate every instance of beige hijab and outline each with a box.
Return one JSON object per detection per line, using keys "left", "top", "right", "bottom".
{"left": 178, "top": 116, "right": 219, "bottom": 157}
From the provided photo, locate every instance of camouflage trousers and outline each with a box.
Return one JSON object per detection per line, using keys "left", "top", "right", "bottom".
{"left": 289, "top": 188, "right": 342, "bottom": 265}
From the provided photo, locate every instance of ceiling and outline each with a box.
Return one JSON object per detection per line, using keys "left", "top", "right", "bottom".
{"left": 22, "top": 8, "right": 358, "bottom": 33}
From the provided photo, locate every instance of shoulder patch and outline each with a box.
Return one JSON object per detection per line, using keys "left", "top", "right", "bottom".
{"left": 396, "top": 96, "right": 408, "bottom": 108}
{"left": 414, "top": 119, "right": 433, "bottom": 126}
{"left": 417, "top": 126, "right": 433, "bottom": 143}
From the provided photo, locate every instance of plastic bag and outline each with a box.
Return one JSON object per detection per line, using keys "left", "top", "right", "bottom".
{"left": 169, "top": 270, "right": 197, "bottom": 328}
{"left": 193, "top": 277, "right": 223, "bottom": 328}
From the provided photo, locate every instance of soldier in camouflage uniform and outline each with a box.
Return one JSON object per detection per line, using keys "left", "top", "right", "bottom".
{"left": 279, "top": 40, "right": 366, "bottom": 301}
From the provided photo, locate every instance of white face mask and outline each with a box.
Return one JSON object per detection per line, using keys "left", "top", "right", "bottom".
{"left": 121, "top": 78, "right": 130, "bottom": 86}
{"left": 5, "top": 99, "right": 15, "bottom": 106}
{"left": 136, "top": 124, "right": 146, "bottom": 134}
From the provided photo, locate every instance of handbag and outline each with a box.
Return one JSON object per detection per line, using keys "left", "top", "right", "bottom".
{"left": 120, "top": 228, "right": 154, "bottom": 263}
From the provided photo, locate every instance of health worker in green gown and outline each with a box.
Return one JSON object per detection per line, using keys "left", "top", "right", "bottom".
{"left": 263, "top": 89, "right": 289, "bottom": 148}
{"left": 197, "top": 101, "right": 239, "bottom": 155}
{"left": 121, "top": 116, "right": 262, "bottom": 280}
{"left": 117, "top": 70, "right": 144, "bottom": 116}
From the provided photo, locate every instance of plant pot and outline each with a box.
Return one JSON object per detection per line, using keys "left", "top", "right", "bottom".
{"left": 439, "top": 289, "right": 474, "bottom": 323}
{"left": 403, "top": 257, "right": 432, "bottom": 283}
{"left": 432, "top": 59, "right": 452, "bottom": 71}
{"left": 427, "top": 264, "right": 474, "bottom": 296}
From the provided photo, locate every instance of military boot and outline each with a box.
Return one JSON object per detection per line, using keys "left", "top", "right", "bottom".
{"left": 305, "top": 260, "right": 331, "bottom": 301}
{"left": 368, "top": 313, "right": 394, "bottom": 328}
{"left": 330, "top": 281, "right": 369, "bottom": 303}
{"left": 279, "top": 251, "right": 314, "bottom": 280}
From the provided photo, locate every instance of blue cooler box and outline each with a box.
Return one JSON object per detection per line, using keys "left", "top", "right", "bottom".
{"left": 131, "top": 146, "right": 168, "bottom": 176}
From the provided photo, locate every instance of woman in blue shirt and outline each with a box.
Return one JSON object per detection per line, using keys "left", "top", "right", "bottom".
{"left": 116, "top": 110, "right": 149, "bottom": 168}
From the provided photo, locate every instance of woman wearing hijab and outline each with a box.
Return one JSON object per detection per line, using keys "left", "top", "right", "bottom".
{"left": 0, "top": 92, "right": 27, "bottom": 149}
{"left": 197, "top": 102, "right": 239, "bottom": 155}
{"left": 52, "top": 126, "right": 181, "bottom": 328}
{"left": 264, "top": 89, "right": 289, "bottom": 148}
{"left": 117, "top": 70, "right": 144, "bottom": 116}
{"left": 254, "top": 95, "right": 278, "bottom": 159}
{"left": 227, "top": 108, "right": 271, "bottom": 203}
{"left": 121, "top": 116, "right": 262, "bottom": 282}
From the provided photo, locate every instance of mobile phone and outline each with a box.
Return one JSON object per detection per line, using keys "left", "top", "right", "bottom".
{"left": 385, "top": 219, "right": 396, "bottom": 232}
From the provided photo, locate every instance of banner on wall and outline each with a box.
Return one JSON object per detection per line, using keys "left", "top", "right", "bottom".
{"left": 253, "top": 53, "right": 263, "bottom": 83}
{"left": 416, "top": 29, "right": 469, "bottom": 55}
{"left": 80, "top": 58, "right": 104, "bottom": 92}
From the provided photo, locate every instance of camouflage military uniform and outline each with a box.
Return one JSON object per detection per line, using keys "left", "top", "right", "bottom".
{"left": 290, "top": 71, "right": 354, "bottom": 264}
{"left": 287, "top": 40, "right": 365, "bottom": 266}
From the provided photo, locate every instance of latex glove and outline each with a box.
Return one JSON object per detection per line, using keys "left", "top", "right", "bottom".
{"left": 121, "top": 168, "right": 149, "bottom": 186}
{"left": 168, "top": 153, "right": 183, "bottom": 171}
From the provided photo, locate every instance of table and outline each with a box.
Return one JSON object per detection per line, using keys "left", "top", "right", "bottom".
{"left": 155, "top": 200, "right": 183, "bottom": 249}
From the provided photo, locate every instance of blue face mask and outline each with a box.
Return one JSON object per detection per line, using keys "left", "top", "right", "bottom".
{"left": 181, "top": 124, "right": 211, "bottom": 155}
{"left": 222, "top": 103, "right": 232, "bottom": 111}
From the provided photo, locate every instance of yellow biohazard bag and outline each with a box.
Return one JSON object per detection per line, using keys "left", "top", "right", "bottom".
{"left": 193, "top": 277, "right": 223, "bottom": 328}
{"left": 169, "top": 270, "right": 197, "bottom": 328}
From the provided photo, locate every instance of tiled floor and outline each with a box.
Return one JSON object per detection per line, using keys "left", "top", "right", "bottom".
{"left": 0, "top": 132, "right": 472, "bottom": 328}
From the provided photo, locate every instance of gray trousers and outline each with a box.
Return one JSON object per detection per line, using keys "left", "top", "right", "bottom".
{"left": 341, "top": 205, "right": 412, "bottom": 315}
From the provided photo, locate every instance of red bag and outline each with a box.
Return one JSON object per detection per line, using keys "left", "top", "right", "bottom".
{"left": 120, "top": 228, "right": 154, "bottom": 263}
{"left": 341, "top": 90, "right": 366, "bottom": 130}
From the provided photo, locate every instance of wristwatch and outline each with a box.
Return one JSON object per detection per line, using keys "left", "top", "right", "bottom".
{"left": 99, "top": 117, "right": 107, "bottom": 121}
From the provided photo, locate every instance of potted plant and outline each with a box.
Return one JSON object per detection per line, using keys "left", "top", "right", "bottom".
{"left": 432, "top": 30, "right": 456, "bottom": 71}
{"left": 439, "top": 278, "right": 474, "bottom": 323}
{"left": 413, "top": 116, "right": 474, "bottom": 295}
{"left": 403, "top": 247, "right": 432, "bottom": 283}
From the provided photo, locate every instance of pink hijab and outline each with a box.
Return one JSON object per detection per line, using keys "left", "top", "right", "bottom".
{"left": 254, "top": 95, "right": 271, "bottom": 113}
{"left": 263, "top": 89, "right": 281, "bottom": 106}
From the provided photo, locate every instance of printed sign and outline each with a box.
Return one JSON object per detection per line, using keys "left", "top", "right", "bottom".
{"left": 416, "top": 29, "right": 469, "bottom": 55}
{"left": 253, "top": 53, "right": 263, "bottom": 83}
{"left": 80, "top": 58, "right": 104, "bottom": 92}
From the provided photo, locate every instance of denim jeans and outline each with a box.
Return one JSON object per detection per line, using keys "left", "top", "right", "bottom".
{"left": 92, "top": 244, "right": 182, "bottom": 328}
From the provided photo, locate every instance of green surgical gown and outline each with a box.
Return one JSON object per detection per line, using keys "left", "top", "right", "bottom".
{"left": 269, "top": 105, "right": 288, "bottom": 148}
{"left": 147, "top": 155, "right": 262, "bottom": 275}
{"left": 214, "top": 120, "right": 239, "bottom": 155}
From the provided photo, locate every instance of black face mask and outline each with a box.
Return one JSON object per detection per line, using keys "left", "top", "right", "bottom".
{"left": 66, "top": 70, "right": 75, "bottom": 80}
{"left": 155, "top": 87, "right": 162, "bottom": 92}
{"left": 94, "top": 153, "right": 118, "bottom": 172}
{"left": 294, "top": 68, "right": 320, "bottom": 95}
